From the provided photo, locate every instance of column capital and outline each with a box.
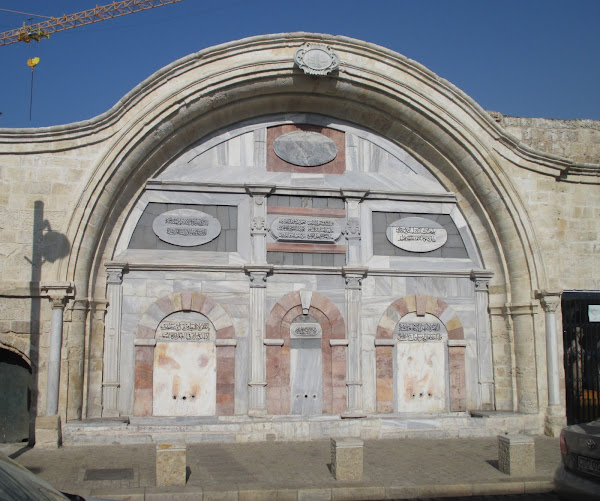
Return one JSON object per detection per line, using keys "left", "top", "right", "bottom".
{"left": 41, "top": 281, "right": 74, "bottom": 309}
{"left": 342, "top": 267, "right": 368, "bottom": 290}
{"left": 245, "top": 264, "right": 273, "bottom": 288}
{"left": 535, "top": 290, "right": 562, "bottom": 313}
{"left": 251, "top": 216, "right": 267, "bottom": 234}
{"left": 470, "top": 269, "right": 494, "bottom": 291}
{"left": 105, "top": 261, "right": 128, "bottom": 285}
{"left": 343, "top": 218, "right": 361, "bottom": 240}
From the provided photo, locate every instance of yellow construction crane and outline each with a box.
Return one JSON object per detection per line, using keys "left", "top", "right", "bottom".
{"left": 0, "top": 0, "right": 183, "bottom": 47}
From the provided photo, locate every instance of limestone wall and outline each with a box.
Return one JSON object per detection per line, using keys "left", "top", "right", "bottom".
{"left": 494, "top": 113, "right": 600, "bottom": 164}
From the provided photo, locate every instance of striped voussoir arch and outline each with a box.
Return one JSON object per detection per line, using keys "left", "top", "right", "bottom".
{"left": 133, "top": 291, "right": 235, "bottom": 416}
{"left": 375, "top": 294, "right": 466, "bottom": 413}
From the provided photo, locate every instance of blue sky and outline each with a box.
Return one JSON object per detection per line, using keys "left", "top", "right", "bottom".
{"left": 1, "top": 0, "right": 599, "bottom": 128}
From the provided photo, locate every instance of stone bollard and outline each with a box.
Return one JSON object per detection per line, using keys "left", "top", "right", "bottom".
{"left": 330, "top": 438, "right": 363, "bottom": 481}
{"left": 497, "top": 434, "right": 536, "bottom": 476}
{"left": 156, "top": 442, "right": 187, "bottom": 486}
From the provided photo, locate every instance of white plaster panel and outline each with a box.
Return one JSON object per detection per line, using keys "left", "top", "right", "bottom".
{"left": 396, "top": 343, "right": 446, "bottom": 413}
{"left": 153, "top": 341, "right": 216, "bottom": 416}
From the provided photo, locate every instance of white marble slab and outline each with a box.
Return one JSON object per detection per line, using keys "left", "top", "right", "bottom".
{"left": 153, "top": 341, "right": 216, "bottom": 417}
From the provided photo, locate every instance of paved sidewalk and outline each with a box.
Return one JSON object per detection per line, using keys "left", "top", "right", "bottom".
{"left": 1, "top": 436, "right": 560, "bottom": 500}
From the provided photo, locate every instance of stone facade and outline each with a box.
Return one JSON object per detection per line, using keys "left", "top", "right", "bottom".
{"left": 0, "top": 34, "right": 598, "bottom": 445}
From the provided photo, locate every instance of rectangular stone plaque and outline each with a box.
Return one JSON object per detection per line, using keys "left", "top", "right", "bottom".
{"left": 396, "top": 322, "right": 442, "bottom": 341}
{"left": 156, "top": 321, "right": 212, "bottom": 341}
{"left": 270, "top": 216, "right": 342, "bottom": 243}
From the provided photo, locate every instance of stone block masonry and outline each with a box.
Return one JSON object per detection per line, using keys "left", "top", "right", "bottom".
{"left": 498, "top": 434, "right": 535, "bottom": 476}
{"left": 156, "top": 443, "right": 187, "bottom": 486}
{"left": 331, "top": 437, "right": 363, "bottom": 481}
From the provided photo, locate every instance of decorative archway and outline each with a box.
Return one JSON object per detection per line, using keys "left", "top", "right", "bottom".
{"left": 265, "top": 291, "right": 346, "bottom": 415}
{"left": 44, "top": 33, "right": 559, "bottom": 419}
{"left": 375, "top": 294, "right": 466, "bottom": 413}
{"left": 133, "top": 291, "right": 235, "bottom": 416}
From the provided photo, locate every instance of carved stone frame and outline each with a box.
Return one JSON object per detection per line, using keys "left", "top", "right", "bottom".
{"left": 133, "top": 292, "right": 236, "bottom": 416}
{"left": 375, "top": 294, "right": 467, "bottom": 413}
{"left": 265, "top": 291, "right": 347, "bottom": 415}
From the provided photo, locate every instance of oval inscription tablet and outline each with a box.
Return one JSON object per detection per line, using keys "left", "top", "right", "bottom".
{"left": 386, "top": 216, "right": 448, "bottom": 252}
{"left": 273, "top": 131, "right": 337, "bottom": 167}
{"left": 152, "top": 209, "right": 221, "bottom": 247}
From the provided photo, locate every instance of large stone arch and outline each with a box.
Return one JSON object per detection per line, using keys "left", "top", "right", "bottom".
{"left": 133, "top": 292, "right": 235, "bottom": 416}
{"left": 40, "top": 33, "right": 556, "bottom": 417}
{"left": 265, "top": 291, "right": 346, "bottom": 415}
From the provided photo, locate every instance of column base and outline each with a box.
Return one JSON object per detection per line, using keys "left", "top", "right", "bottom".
{"left": 35, "top": 415, "right": 62, "bottom": 449}
{"left": 545, "top": 405, "right": 566, "bottom": 437}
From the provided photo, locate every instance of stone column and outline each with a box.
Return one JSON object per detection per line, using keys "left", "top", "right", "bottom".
{"left": 509, "top": 303, "right": 539, "bottom": 414}
{"left": 41, "top": 282, "right": 74, "bottom": 416}
{"left": 342, "top": 190, "right": 368, "bottom": 266}
{"left": 102, "top": 263, "right": 127, "bottom": 417}
{"left": 66, "top": 298, "right": 89, "bottom": 421}
{"left": 538, "top": 291, "right": 565, "bottom": 436}
{"left": 342, "top": 267, "right": 368, "bottom": 417}
{"left": 246, "top": 185, "right": 274, "bottom": 264}
{"left": 245, "top": 265, "right": 273, "bottom": 416}
{"left": 471, "top": 270, "right": 495, "bottom": 410}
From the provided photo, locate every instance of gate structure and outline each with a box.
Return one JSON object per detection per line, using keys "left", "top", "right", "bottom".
{"left": 563, "top": 292, "right": 600, "bottom": 424}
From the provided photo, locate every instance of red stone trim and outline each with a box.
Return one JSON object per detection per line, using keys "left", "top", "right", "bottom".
{"left": 133, "top": 292, "right": 235, "bottom": 416}
{"left": 375, "top": 294, "right": 466, "bottom": 413}
{"left": 267, "top": 243, "right": 347, "bottom": 254}
{"left": 265, "top": 291, "right": 346, "bottom": 415}
{"left": 267, "top": 206, "right": 347, "bottom": 218}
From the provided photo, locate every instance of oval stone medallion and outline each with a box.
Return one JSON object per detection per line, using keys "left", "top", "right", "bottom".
{"left": 152, "top": 209, "right": 221, "bottom": 247}
{"left": 273, "top": 131, "right": 337, "bottom": 167}
{"left": 386, "top": 216, "right": 447, "bottom": 252}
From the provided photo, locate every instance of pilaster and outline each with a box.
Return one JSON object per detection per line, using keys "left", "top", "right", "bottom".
{"left": 246, "top": 185, "right": 274, "bottom": 264}
{"left": 342, "top": 190, "right": 368, "bottom": 266}
{"left": 342, "top": 266, "right": 368, "bottom": 417}
{"left": 245, "top": 264, "right": 273, "bottom": 415}
{"left": 102, "top": 262, "right": 128, "bottom": 417}
{"left": 471, "top": 270, "right": 495, "bottom": 410}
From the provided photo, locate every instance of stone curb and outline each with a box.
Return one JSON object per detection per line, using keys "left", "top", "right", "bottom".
{"left": 90, "top": 478, "right": 555, "bottom": 500}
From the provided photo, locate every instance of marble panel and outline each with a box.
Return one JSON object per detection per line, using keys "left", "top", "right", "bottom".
{"left": 153, "top": 341, "right": 216, "bottom": 416}
{"left": 201, "top": 280, "right": 249, "bottom": 294}
{"left": 145, "top": 280, "right": 175, "bottom": 299}
{"left": 290, "top": 342, "right": 322, "bottom": 415}
{"left": 274, "top": 131, "right": 337, "bottom": 167}
{"left": 396, "top": 341, "right": 446, "bottom": 413}
{"left": 122, "top": 278, "right": 147, "bottom": 297}
{"left": 122, "top": 296, "right": 155, "bottom": 316}
{"left": 127, "top": 270, "right": 167, "bottom": 280}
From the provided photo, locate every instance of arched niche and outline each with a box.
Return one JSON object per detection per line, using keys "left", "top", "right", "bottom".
{"left": 265, "top": 291, "right": 346, "bottom": 415}
{"left": 133, "top": 292, "right": 235, "bottom": 417}
{"left": 375, "top": 294, "right": 466, "bottom": 414}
